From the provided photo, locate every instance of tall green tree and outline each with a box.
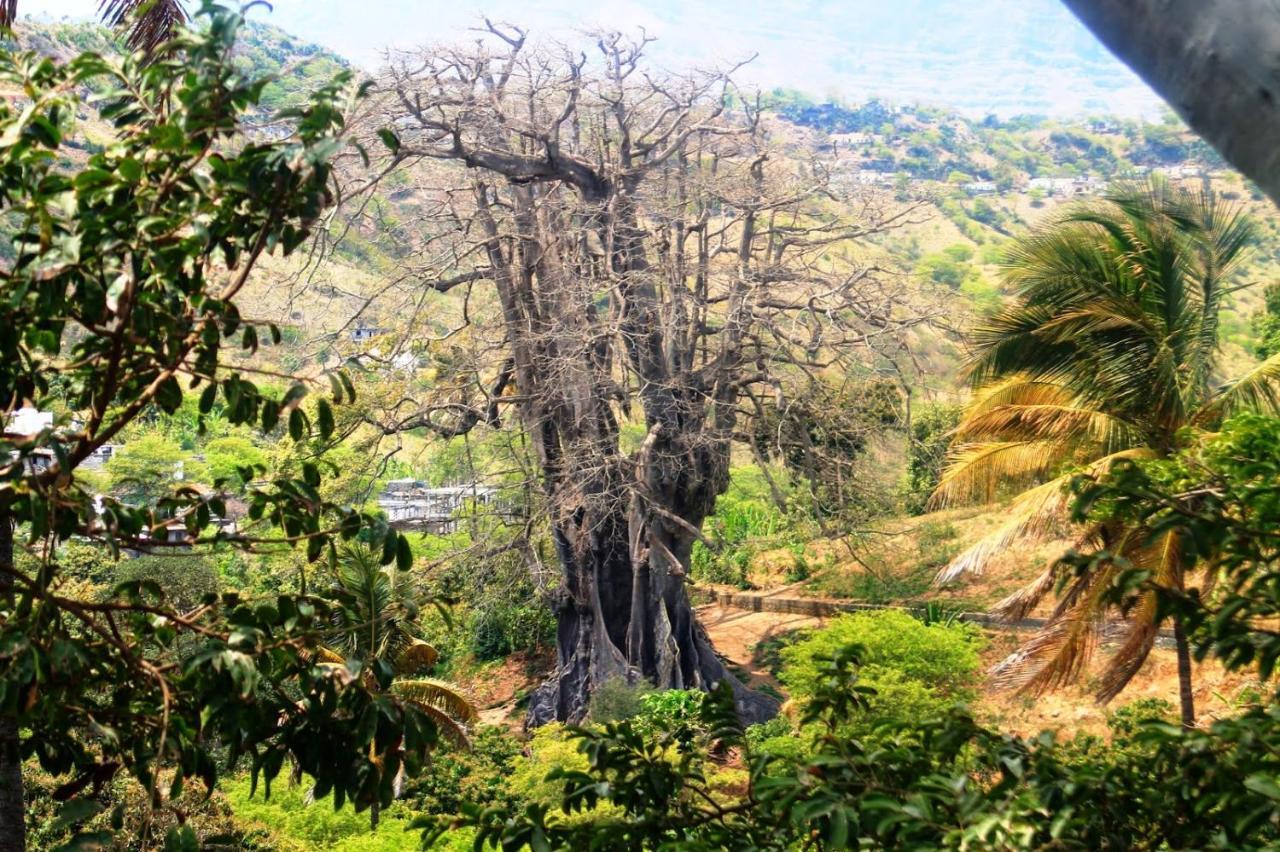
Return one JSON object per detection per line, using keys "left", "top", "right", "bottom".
{"left": 0, "top": 7, "right": 424, "bottom": 849}
{"left": 931, "top": 181, "right": 1280, "bottom": 726}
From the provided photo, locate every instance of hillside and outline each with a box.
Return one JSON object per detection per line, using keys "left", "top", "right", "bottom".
{"left": 13, "top": 18, "right": 1277, "bottom": 388}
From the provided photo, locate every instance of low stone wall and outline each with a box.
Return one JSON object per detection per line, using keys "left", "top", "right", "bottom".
{"left": 701, "top": 586, "right": 1176, "bottom": 647}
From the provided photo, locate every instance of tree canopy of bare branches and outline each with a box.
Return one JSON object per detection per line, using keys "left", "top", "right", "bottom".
{"left": 345, "top": 22, "right": 933, "bottom": 724}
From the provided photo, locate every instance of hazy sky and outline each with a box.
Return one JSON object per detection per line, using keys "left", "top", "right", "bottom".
{"left": 20, "top": 0, "right": 1166, "bottom": 117}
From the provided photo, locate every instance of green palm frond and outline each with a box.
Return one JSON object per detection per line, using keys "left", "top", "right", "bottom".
{"left": 953, "top": 179, "right": 1256, "bottom": 709}
{"left": 958, "top": 402, "right": 1140, "bottom": 449}
{"left": 391, "top": 678, "right": 478, "bottom": 723}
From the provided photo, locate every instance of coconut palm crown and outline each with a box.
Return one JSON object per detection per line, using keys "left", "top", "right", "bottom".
{"left": 320, "top": 544, "right": 476, "bottom": 745}
{"left": 931, "top": 180, "right": 1280, "bottom": 714}
{"left": 1, "top": 0, "right": 187, "bottom": 54}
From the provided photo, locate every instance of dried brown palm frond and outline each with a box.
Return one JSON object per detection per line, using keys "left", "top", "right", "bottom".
{"left": 0, "top": 0, "right": 15, "bottom": 30}
{"left": 393, "top": 639, "right": 440, "bottom": 675}
{"left": 415, "top": 702, "right": 471, "bottom": 748}
{"left": 99, "top": 0, "right": 187, "bottom": 54}
{"left": 1093, "top": 528, "right": 1182, "bottom": 702}
{"left": 991, "top": 523, "right": 1108, "bottom": 621}
{"left": 933, "top": 475, "right": 1076, "bottom": 586}
{"left": 1094, "top": 592, "right": 1160, "bottom": 704}
{"left": 391, "top": 678, "right": 478, "bottom": 724}
{"left": 929, "top": 439, "right": 1070, "bottom": 510}
{"left": 313, "top": 645, "right": 346, "bottom": 665}
{"left": 989, "top": 563, "right": 1115, "bottom": 694}
{"left": 933, "top": 448, "right": 1155, "bottom": 587}
{"left": 992, "top": 562, "right": 1062, "bottom": 623}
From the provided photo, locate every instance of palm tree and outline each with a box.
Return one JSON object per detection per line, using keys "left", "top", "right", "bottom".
{"left": 318, "top": 544, "right": 476, "bottom": 828}
{"left": 931, "top": 181, "right": 1280, "bottom": 727}
{"left": 1, "top": 0, "right": 186, "bottom": 54}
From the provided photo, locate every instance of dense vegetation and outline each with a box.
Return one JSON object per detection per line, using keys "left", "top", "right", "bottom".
{"left": 3, "top": 6, "right": 1280, "bottom": 851}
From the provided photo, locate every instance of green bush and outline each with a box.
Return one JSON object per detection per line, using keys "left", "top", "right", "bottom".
{"left": 468, "top": 597, "right": 555, "bottom": 661}
{"left": 507, "top": 724, "right": 621, "bottom": 824}
{"left": 690, "top": 464, "right": 807, "bottom": 587}
{"left": 633, "top": 689, "right": 705, "bottom": 739}
{"left": 203, "top": 434, "right": 268, "bottom": 485}
{"left": 113, "top": 553, "right": 220, "bottom": 611}
{"left": 404, "top": 726, "right": 520, "bottom": 818}
{"left": 901, "top": 402, "right": 962, "bottom": 514}
{"left": 780, "top": 610, "right": 983, "bottom": 736}
{"left": 744, "top": 716, "right": 807, "bottom": 766}
{"left": 223, "top": 775, "right": 418, "bottom": 851}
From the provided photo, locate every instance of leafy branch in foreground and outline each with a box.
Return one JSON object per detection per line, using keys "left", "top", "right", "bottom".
{"left": 0, "top": 5, "right": 426, "bottom": 848}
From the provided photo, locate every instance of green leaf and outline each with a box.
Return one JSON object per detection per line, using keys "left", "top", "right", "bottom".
{"left": 156, "top": 376, "right": 183, "bottom": 414}
{"left": 117, "top": 157, "right": 143, "bottom": 183}
{"left": 199, "top": 382, "right": 218, "bottom": 414}
{"left": 377, "top": 128, "right": 401, "bottom": 153}
{"left": 52, "top": 799, "right": 104, "bottom": 832}
{"left": 1246, "top": 773, "right": 1280, "bottom": 801}
{"left": 162, "top": 825, "right": 198, "bottom": 852}
{"left": 317, "top": 399, "right": 334, "bottom": 439}
{"left": 381, "top": 526, "right": 398, "bottom": 565}
{"left": 396, "top": 534, "right": 413, "bottom": 571}
{"left": 288, "top": 408, "right": 305, "bottom": 441}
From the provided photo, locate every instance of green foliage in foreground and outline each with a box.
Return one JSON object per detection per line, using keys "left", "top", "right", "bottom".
{"left": 433, "top": 417, "right": 1280, "bottom": 850}
{"left": 0, "top": 6, "right": 432, "bottom": 847}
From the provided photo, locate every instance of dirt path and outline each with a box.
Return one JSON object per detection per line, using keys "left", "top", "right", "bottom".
{"left": 696, "top": 602, "right": 825, "bottom": 690}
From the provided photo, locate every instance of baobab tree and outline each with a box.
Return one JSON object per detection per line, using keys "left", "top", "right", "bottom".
{"left": 335, "top": 24, "right": 934, "bottom": 724}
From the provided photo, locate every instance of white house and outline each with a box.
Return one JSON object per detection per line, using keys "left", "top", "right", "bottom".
{"left": 377, "top": 480, "right": 498, "bottom": 534}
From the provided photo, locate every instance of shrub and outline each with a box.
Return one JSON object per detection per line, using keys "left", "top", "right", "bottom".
{"left": 587, "top": 677, "right": 655, "bottom": 724}
{"left": 780, "top": 610, "right": 983, "bottom": 736}
{"left": 633, "top": 689, "right": 705, "bottom": 739}
{"left": 223, "top": 775, "right": 417, "bottom": 850}
{"left": 404, "top": 726, "right": 520, "bottom": 818}
{"left": 507, "top": 724, "right": 621, "bottom": 825}
{"left": 901, "top": 402, "right": 962, "bottom": 514}
{"left": 690, "top": 464, "right": 807, "bottom": 587}
{"left": 203, "top": 435, "right": 268, "bottom": 485}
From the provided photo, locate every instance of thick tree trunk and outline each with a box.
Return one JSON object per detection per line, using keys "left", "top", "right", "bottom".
{"left": 0, "top": 513, "right": 24, "bottom": 852}
{"left": 1062, "top": 0, "right": 1280, "bottom": 207}
{"left": 526, "top": 509, "right": 778, "bottom": 727}
{"left": 1173, "top": 615, "right": 1196, "bottom": 729}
